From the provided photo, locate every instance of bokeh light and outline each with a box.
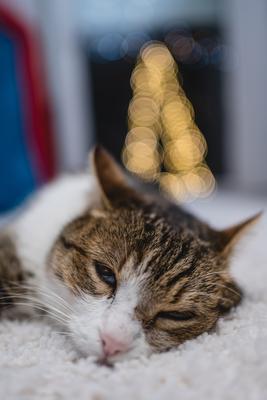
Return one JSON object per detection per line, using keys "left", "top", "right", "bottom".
{"left": 122, "top": 41, "right": 215, "bottom": 201}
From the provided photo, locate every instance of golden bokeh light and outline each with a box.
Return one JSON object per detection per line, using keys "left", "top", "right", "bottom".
{"left": 164, "top": 134, "right": 206, "bottom": 171}
{"left": 125, "top": 127, "right": 158, "bottom": 145}
{"left": 128, "top": 96, "right": 159, "bottom": 126}
{"left": 141, "top": 42, "right": 175, "bottom": 72}
{"left": 159, "top": 173, "right": 187, "bottom": 202}
{"left": 122, "top": 41, "right": 215, "bottom": 201}
{"left": 122, "top": 143, "right": 160, "bottom": 180}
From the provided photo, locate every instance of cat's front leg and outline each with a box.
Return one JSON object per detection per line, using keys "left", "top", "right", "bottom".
{"left": 0, "top": 233, "right": 28, "bottom": 313}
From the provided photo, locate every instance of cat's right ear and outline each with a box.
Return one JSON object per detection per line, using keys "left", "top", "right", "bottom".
{"left": 90, "top": 146, "right": 144, "bottom": 208}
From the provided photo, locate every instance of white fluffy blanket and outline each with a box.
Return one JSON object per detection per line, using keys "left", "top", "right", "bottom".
{"left": 1, "top": 191, "right": 266, "bottom": 400}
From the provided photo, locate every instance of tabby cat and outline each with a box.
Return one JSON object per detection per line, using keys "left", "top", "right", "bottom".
{"left": 0, "top": 147, "right": 260, "bottom": 363}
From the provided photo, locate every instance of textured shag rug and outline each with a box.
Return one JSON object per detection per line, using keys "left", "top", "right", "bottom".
{"left": 1, "top": 191, "right": 266, "bottom": 400}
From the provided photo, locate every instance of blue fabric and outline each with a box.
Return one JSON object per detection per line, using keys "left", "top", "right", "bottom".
{"left": 0, "top": 30, "right": 36, "bottom": 213}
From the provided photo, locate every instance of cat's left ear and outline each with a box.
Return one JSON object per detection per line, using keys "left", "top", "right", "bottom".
{"left": 216, "top": 212, "right": 262, "bottom": 256}
{"left": 90, "top": 145, "right": 144, "bottom": 208}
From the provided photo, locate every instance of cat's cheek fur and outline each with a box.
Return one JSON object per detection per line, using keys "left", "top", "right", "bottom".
{"left": 68, "top": 296, "right": 109, "bottom": 358}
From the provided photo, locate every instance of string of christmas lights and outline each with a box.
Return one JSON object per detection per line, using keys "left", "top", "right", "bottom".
{"left": 122, "top": 41, "right": 215, "bottom": 202}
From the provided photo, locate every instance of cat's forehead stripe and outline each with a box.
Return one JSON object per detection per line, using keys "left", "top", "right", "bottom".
{"left": 163, "top": 262, "right": 197, "bottom": 290}
{"left": 142, "top": 237, "right": 193, "bottom": 278}
{"left": 136, "top": 251, "right": 158, "bottom": 275}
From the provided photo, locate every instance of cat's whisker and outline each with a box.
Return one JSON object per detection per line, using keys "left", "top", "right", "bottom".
{"left": 0, "top": 293, "right": 71, "bottom": 324}
{"left": 6, "top": 291, "right": 71, "bottom": 318}
{"left": 211, "top": 282, "right": 242, "bottom": 298}
{"left": 28, "top": 280, "right": 71, "bottom": 300}
{"left": 34, "top": 288, "right": 73, "bottom": 313}
{"left": 41, "top": 278, "right": 74, "bottom": 303}
{"left": 203, "top": 270, "right": 228, "bottom": 278}
{"left": 123, "top": 232, "right": 128, "bottom": 261}
{"left": 36, "top": 310, "right": 69, "bottom": 326}
{"left": 43, "top": 314, "right": 69, "bottom": 326}
{"left": 0, "top": 300, "right": 68, "bottom": 325}
{"left": 53, "top": 331, "right": 75, "bottom": 338}
{"left": 9, "top": 281, "right": 73, "bottom": 313}
{"left": 0, "top": 293, "right": 66, "bottom": 317}
{"left": 43, "top": 302, "right": 71, "bottom": 321}
{"left": 188, "top": 280, "right": 242, "bottom": 299}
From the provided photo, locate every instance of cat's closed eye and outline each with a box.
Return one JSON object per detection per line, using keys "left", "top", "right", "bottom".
{"left": 156, "top": 311, "right": 196, "bottom": 322}
{"left": 95, "top": 261, "right": 116, "bottom": 288}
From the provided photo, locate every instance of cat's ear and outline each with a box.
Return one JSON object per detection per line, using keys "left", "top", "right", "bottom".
{"left": 216, "top": 212, "right": 262, "bottom": 256}
{"left": 90, "top": 145, "right": 144, "bottom": 208}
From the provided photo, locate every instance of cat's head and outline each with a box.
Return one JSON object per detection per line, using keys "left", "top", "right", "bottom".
{"left": 48, "top": 146, "right": 260, "bottom": 363}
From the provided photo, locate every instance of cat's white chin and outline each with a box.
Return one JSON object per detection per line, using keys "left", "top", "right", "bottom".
{"left": 104, "top": 340, "right": 152, "bottom": 364}
{"left": 72, "top": 336, "right": 152, "bottom": 363}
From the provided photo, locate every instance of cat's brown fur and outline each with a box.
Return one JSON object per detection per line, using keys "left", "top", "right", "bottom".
{"left": 0, "top": 234, "right": 26, "bottom": 308}
{"left": 46, "top": 147, "right": 260, "bottom": 352}
{"left": 0, "top": 147, "right": 261, "bottom": 357}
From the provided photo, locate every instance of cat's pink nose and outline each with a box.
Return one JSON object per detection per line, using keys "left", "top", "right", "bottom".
{"left": 100, "top": 332, "right": 129, "bottom": 357}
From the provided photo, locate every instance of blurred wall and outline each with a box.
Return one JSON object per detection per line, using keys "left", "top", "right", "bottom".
{"left": 0, "top": 0, "right": 94, "bottom": 173}
{"left": 223, "top": 0, "right": 267, "bottom": 193}
{"left": 37, "top": 0, "right": 94, "bottom": 172}
{"left": 1, "top": 0, "right": 266, "bottom": 197}
{"left": 0, "top": 0, "right": 37, "bottom": 22}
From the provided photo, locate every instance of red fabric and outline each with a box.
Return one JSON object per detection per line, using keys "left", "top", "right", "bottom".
{"left": 0, "top": 5, "right": 55, "bottom": 182}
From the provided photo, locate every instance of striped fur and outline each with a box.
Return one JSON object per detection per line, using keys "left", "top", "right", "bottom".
{"left": 0, "top": 147, "right": 259, "bottom": 360}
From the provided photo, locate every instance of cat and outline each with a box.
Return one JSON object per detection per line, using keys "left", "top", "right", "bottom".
{"left": 0, "top": 146, "right": 260, "bottom": 363}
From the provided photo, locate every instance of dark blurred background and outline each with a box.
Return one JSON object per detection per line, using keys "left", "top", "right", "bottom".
{"left": 0, "top": 0, "right": 266, "bottom": 214}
